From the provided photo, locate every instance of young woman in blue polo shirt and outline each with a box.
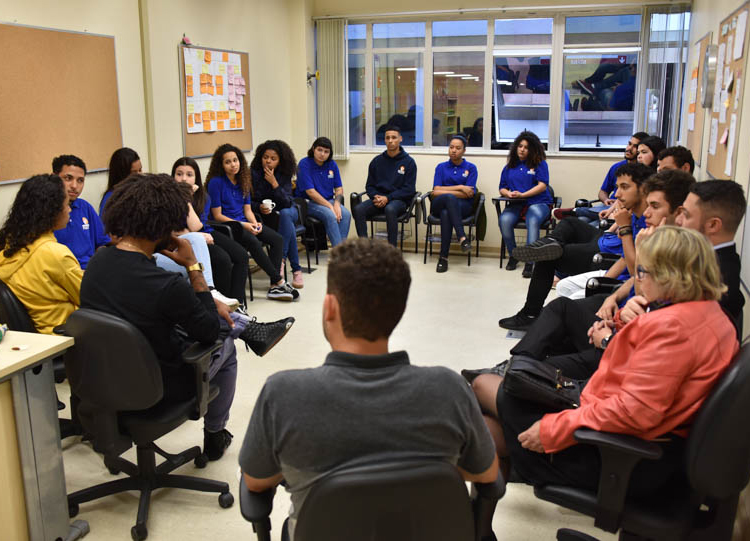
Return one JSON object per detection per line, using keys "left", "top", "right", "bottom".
{"left": 498, "top": 130, "right": 553, "bottom": 277}
{"left": 430, "top": 135, "right": 477, "bottom": 273}
{"left": 249, "top": 140, "right": 304, "bottom": 289}
{"left": 99, "top": 147, "right": 142, "bottom": 217}
{"left": 296, "top": 137, "right": 351, "bottom": 248}
{"left": 206, "top": 143, "right": 296, "bottom": 301}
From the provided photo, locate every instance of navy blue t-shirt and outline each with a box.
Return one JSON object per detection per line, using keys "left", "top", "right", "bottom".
{"left": 600, "top": 159, "right": 628, "bottom": 196}
{"left": 499, "top": 160, "right": 552, "bottom": 205}
{"left": 207, "top": 175, "right": 252, "bottom": 222}
{"left": 297, "top": 157, "right": 343, "bottom": 200}
{"left": 54, "top": 198, "right": 110, "bottom": 269}
{"left": 433, "top": 159, "right": 478, "bottom": 190}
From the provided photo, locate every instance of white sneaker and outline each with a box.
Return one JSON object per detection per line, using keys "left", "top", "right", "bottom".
{"left": 210, "top": 289, "right": 240, "bottom": 311}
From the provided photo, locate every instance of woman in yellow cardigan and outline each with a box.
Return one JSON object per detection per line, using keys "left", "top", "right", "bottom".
{"left": 0, "top": 174, "right": 82, "bottom": 334}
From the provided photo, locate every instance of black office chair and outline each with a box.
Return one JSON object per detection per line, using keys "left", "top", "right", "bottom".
{"left": 420, "top": 191, "right": 485, "bottom": 266}
{"left": 351, "top": 191, "right": 422, "bottom": 253}
{"left": 535, "top": 343, "right": 750, "bottom": 541}
{"left": 240, "top": 459, "right": 505, "bottom": 541}
{"left": 60, "top": 309, "right": 233, "bottom": 541}
{"left": 0, "top": 279, "right": 81, "bottom": 438}
{"left": 492, "top": 185, "right": 562, "bottom": 268}
{"left": 296, "top": 193, "right": 346, "bottom": 265}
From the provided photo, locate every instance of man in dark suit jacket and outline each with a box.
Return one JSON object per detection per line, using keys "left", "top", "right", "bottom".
{"left": 677, "top": 180, "right": 745, "bottom": 330}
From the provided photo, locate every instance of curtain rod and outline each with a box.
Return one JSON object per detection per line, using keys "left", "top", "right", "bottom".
{"left": 312, "top": 2, "right": 691, "bottom": 20}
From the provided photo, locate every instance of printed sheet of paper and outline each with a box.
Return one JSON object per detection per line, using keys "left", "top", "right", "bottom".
{"left": 735, "top": 11, "right": 748, "bottom": 60}
{"left": 713, "top": 43, "right": 726, "bottom": 113}
{"left": 184, "top": 48, "right": 246, "bottom": 133}
{"left": 725, "top": 114, "right": 737, "bottom": 176}
{"left": 708, "top": 117, "right": 719, "bottom": 155}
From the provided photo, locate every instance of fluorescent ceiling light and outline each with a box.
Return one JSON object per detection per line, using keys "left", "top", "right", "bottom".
{"left": 496, "top": 80, "right": 512, "bottom": 85}
{"left": 446, "top": 73, "right": 473, "bottom": 77}
{"left": 396, "top": 67, "right": 418, "bottom": 71}
{"left": 564, "top": 46, "right": 641, "bottom": 54}
{"left": 433, "top": 71, "right": 454, "bottom": 75}
{"left": 493, "top": 49, "right": 552, "bottom": 57}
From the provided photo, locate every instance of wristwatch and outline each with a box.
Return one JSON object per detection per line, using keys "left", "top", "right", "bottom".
{"left": 186, "top": 262, "right": 204, "bottom": 273}
{"left": 599, "top": 334, "right": 613, "bottom": 350}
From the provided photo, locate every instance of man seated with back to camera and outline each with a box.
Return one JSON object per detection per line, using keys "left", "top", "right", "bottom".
{"left": 499, "top": 162, "right": 652, "bottom": 331}
{"left": 353, "top": 125, "right": 417, "bottom": 247}
{"left": 52, "top": 154, "right": 110, "bottom": 269}
{"left": 239, "top": 238, "right": 498, "bottom": 541}
{"left": 81, "top": 174, "right": 295, "bottom": 461}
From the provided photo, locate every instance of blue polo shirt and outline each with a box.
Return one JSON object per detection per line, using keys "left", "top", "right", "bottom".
{"left": 600, "top": 159, "right": 627, "bottom": 196}
{"left": 99, "top": 190, "right": 112, "bottom": 217}
{"left": 597, "top": 213, "right": 647, "bottom": 281}
{"left": 199, "top": 196, "right": 214, "bottom": 233}
{"left": 207, "top": 175, "right": 252, "bottom": 222}
{"left": 54, "top": 198, "right": 110, "bottom": 269}
{"left": 499, "top": 160, "right": 552, "bottom": 205}
{"left": 433, "top": 159, "right": 478, "bottom": 189}
{"left": 296, "top": 157, "right": 342, "bottom": 200}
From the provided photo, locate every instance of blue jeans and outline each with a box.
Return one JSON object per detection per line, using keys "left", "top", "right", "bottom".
{"left": 430, "top": 194, "right": 473, "bottom": 257}
{"left": 278, "top": 206, "right": 301, "bottom": 272}
{"left": 307, "top": 200, "right": 352, "bottom": 246}
{"left": 499, "top": 202, "right": 551, "bottom": 255}
{"left": 154, "top": 232, "right": 215, "bottom": 288}
{"left": 353, "top": 198, "right": 408, "bottom": 247}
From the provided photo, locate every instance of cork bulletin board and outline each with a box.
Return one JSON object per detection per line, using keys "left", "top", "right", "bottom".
{"left": 706, "top": 2, "right": 750, "bottom": 179}
{"left": 685, "top": 32, "right": 711, "bottom": 166}
{"left": 179, "top": 45, "right": 253, "bottom": 158}
{"left": 0, "top": 23, "right": 122, "bottom": 183}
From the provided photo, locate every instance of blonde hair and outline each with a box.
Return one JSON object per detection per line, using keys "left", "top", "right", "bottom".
{"left": 637, "top": 225, "right": 726, "bottom": 303}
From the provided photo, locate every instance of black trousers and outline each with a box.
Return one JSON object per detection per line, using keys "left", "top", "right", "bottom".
{"left": 235, "top": 226, "right": 284, "bottom": 285}
{"left": 209, "top": 232, "right": 249, "bottom": 301}
{"left": 511, "top": 294, "right": 608, "bottom": 380}
{"left": 522, "top": 218, "right": 603, "bottom": 317}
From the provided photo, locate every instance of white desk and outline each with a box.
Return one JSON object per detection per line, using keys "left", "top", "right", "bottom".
{"left": 0, "top": 330, "right": 79, "bottom": 541}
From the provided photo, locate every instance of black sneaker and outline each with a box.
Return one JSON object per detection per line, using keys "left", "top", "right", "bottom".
{"left": 239, "top": 317, "right": 295, "bottom": 356}
{"left": 460, "top": 238, "right": 471, "bottom": 253}
{"left": 512, "top": 238, "right": 562, "bottom": 263}
{"left": 283, "top": 282, "right": 300, "bottom": 301}
{"left": 267, "top": 285, "right": 293, "bottom": 301}
{"left": 436, "top": 257, "right": 448, "bottom": 273}
{"left": 505, "top": 257, "right": 519, "bottom": 271}
{"left": 203, "top": 428, "right": 233, "bottom": 461}
{"left": 498, "top": 312, "right": 536, "bottom": 331}
{"left": 522, "top": 262, "right": 534, "bottom": 278}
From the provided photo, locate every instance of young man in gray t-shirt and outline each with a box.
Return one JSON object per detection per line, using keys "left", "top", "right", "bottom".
{"left": 239, "top": 238, "right": 498, "bottom": 539}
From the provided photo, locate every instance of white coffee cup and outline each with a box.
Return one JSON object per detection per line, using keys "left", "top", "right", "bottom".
{"left": 261, "top": 199, "right": 276, "bottom": 210}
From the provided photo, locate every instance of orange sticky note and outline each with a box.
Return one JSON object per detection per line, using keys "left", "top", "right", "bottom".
{"left": 217, "top": 85, "right": 223, "bottom": 96}
{"left": 200, "top": 84, "right": 207, "bottom": 94}
{"left": 208, "top": 85, "right": 215, "bottom": 95}
{"left": 204, "top": 51, "right": 211, "bottom": 63}
{"left": 210, "top": 111, "right": 216, "bottom": 121}
{"left": 188, "top": 115, "right": 194, "bottom": 128}
{"left": 236, "top": 112, "right": 242, "bottom": 123}
{"left": 230, "top": 119, "right": 237, "bottom": 129}
{"left": 222, "top": 52, "right": 228, "bottom": 62}
{"left": 203, "top": 120, "right": 211, "bottom": 131}
{"left": 187, "top": 86, "right": 193, "bottom": 97}
{"left": 200, "top": 73, "right": 207, "bottom": 84}
{"left": 202, "top": 111, "right": 210, "bottom": 121}
{"left": 216, "top": 75, "right": 223, "bottom": 86}
{"left": 187, "top": 75, "right": 193, "bottom": 85}
{"left": 194, "top": 113, "right": 201, "bottom": 123}
{"left": 217, "top": 120, "right": 225, "bottom": 130}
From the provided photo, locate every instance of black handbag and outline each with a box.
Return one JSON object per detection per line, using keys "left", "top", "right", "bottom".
{"left": 502, "top": 355, "right": 582, "bottom": 412}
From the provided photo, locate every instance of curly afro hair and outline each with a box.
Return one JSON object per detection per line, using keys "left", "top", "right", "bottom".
{"left": 250, "top": 139, "right": 297, "bottom": 178}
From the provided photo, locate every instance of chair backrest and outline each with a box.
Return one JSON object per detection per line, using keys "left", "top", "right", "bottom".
{"left": 63, "top": 309, "right": 163, "bottom": 413}
{"left": 685, "top": 343, "right": 750, "bottom": 499}
{"left": 0, "top": 279, "right": 37, "bottom": 332}
{"left": 294, "top": 459, "right": 475, "bottom": 541}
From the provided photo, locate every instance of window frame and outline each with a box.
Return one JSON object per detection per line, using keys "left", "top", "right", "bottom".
{"left": 342, "top": 4, "right": 690, "bottom": 154}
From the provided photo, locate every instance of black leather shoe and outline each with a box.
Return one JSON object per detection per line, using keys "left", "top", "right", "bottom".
{"left": 512, "top": 237, "right": 562, "bottom": 263}
{"left": 522, "top": 262, "right": 534, "bottom": 278}
{"left": 460, "top": 238, "right": 471, "bottom": 253}
{"left": 436, "top": 257, "right": 448, "bottom": 273}
{"left": 505, "top": 257, "right": 518, "bottom": 271}
{"left": 498, "top": 312, "right": 536, "bottom": 331}
{"left": 203, "top": 428, "right": 233, "bottom": 461}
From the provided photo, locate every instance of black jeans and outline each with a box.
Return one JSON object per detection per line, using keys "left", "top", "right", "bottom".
{"left": 209, "top": 231, "right": 249, "bottom": 301}
{"left": 522, "top": 218, "right": 603, "bottom": 316}
{"left": 235, "top": 225, "right": 284, "bottom": 285}
{"left": 353, "top": 198, "right": 408, "bottom": 247}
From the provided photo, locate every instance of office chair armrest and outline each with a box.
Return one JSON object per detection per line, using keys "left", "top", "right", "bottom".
{"left": 473, "top": 193, "right": 485, "bottom": 222}
{"left": 573, "top": 428, "right": 663, "bottom": 532}
{"left": 591, "top": 252, "right": 620, "bottom": 271}
{"left": 599, "top": 218, "right": 615, "bottom": 231}
{"left": 350, "top": 191, "right": 367, "bottom": 210}
{"left": 207, "top": 220, "right": 236, "bottom": 240}
{"left": 585, "top": 277, "right": 623, "bottom": 298}
{"left": 182, "top": 339, "right": 223, "bottom": 419}
{"left": 53, "top": 325, "right": 68, "bottom": 335}
{"left": 473, "top": 472, "right": 506, "bottom": 501}
{"left": 419, "top": 191, "right": 433, "bottom": 224}
{"left": 240, "top": 480, "right": 276, "bottom": 539}
{"left": 293, "top": 197, "right": 309, "bottom": 225}
{"left": 334, "top": 193, "right": 345, "bottom": 206}
{"left": 471, "top": 471, "right": 506, "bottom": 541}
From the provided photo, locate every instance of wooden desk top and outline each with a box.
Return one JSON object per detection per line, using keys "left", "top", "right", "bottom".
{"left": 0, "top": 331, "right": 73, "bottom": 381}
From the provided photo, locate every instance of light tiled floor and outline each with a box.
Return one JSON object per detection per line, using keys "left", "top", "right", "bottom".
{"left": 58, "top": 248, "right": 615, "bottom": 540}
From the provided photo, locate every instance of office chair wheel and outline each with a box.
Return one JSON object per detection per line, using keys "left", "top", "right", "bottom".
{"left": 131, "top": 523, "right": 148, "bottom": 541}
{"left": 194, "top": 453, "right": 208, "bottom": 468}
{"left": 218, "top": 492, "right": 234, "bottom": 508}
{"left": 68, "top": 502, "right": 79, "bottom": 518}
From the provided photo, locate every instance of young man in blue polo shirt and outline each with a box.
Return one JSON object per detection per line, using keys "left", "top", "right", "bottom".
{"left": 353, "top": 125, "right": 417, "bottom": 247}
{"left": 53, "top": 155, "right": 110, "bottom": 269}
